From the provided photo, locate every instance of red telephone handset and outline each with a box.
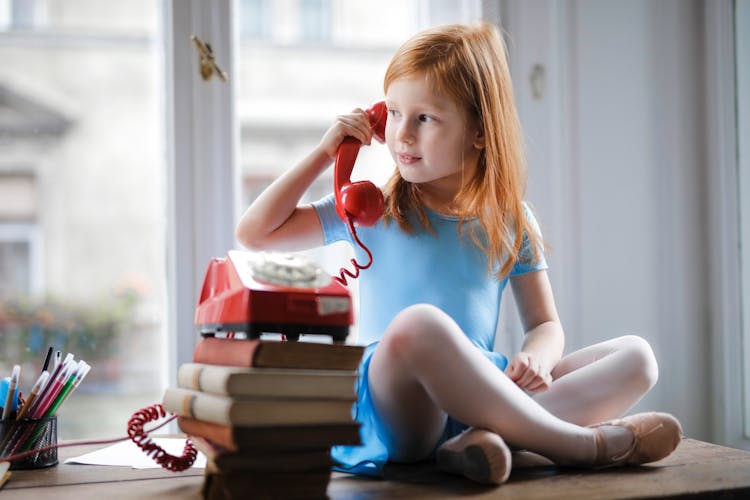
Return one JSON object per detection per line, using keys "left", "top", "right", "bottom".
{"left": 331, "top": 102, "right": 387, "bottom": 286}
{"left": 334, "top": 101, "right": 388, "bottom": 226}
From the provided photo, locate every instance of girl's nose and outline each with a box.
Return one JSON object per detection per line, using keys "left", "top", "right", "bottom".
{"left": 395, "top": 121, "right": 415, "bottom": 144}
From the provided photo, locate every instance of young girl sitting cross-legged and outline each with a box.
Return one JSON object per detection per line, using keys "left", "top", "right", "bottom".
{"left": 235, "top": 21, "right": 682, "bottom": 485}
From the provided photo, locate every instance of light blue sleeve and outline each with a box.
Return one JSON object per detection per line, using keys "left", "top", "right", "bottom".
{"left": 311, "top": 194, "right": 354, "bottom": 245}
{"left": 509, "top": 202, "right": 548, "bottom": 277}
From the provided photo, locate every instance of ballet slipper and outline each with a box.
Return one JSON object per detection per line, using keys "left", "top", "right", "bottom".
{"left": 436, "top": 427, "right": 512, "bottom": 485}
{"left": 591, "top": 412, "right": 682, "bottom": 468}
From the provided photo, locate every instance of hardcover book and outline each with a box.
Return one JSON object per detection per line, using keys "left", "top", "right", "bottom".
{"left": 193, "top": 337, "right": 365, "bottom": 371}
{"left": 163, "top": 387, "right": 355, "bottom": 427}
{"left": 177, "top": 363, "right": 357, "bottom": 400}
{"left": 191, "top": 436, "right": 333, "bottom": 472}
{"left": 177, "top": 416, "right": 361, "bottom": 452}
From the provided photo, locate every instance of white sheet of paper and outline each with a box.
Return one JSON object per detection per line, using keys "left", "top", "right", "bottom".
{"left": 64, "top": 438, "right": 206, "bottom": 469}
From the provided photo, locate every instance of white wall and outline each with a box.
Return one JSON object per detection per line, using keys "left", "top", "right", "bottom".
{"left": 500, "top": 0, "right": 711, "bottom": 440}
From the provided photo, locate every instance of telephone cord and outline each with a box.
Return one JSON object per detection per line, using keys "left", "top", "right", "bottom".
{"left": 334, "top": 216, "right": 374, "bottom": 286}
{"left": 1, "top": 404, "right": 197, "bottom": 472}
{"left": 127, "top": 404, "right": 197, "bottom": 471}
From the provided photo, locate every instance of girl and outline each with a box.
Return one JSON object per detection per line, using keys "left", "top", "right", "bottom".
{"left": 236, "top": 22, "right": 681, "bottom": 485}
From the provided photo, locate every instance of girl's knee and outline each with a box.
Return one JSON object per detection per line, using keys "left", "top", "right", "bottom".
{"left": 380, "top": 304, "right": 459, "bottom": 361}
{"left": 619, "top": 334, "right": 659, "bottom": 390}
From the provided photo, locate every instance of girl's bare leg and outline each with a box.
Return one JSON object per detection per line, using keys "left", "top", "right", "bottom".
{"left": 367, "top": 304, "right": 599, "bottom": 465}
{"left": 533, "top": 335, "right": 659, "bottom": 426}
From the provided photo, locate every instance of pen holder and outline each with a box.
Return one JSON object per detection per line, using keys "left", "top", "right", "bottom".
{"left": 0, "top": 416, "right": 58, "bottom": 470}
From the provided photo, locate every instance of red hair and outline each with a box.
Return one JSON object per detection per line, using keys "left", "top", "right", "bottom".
{"left": 383, "top": 22, "right": 541, "bottom": 279}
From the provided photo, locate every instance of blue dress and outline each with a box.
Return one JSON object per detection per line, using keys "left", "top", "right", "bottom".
{"left": 312, "top": 195, "right": 547, "bottom": 476}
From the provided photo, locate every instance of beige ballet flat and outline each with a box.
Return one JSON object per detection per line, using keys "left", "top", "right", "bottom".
{"left": 591, "top": 412, "right": 682, "bottom": 467}
{"left": 436, "top": 427, "right": 512, "bottom": 485}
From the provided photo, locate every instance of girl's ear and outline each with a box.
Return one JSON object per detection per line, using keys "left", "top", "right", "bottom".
{"left": 473, "top": 129, "right": 486, "bottom": 150}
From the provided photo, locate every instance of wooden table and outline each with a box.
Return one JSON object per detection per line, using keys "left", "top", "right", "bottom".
{"left": 2, "top": 439, "right": 750, "bottom": 499}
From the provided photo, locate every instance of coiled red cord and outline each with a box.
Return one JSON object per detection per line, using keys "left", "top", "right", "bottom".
{"left": 127, "top": 404, "right": 197, "bottom": 472}
{"left": 334, "top": 217, "right": 374, "bottom": 286}
{"left": 1, "top": 404, "right": 197, "bottom": 472}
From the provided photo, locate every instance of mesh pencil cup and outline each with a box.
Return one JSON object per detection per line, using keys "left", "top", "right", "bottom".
{"left": 0, "top": 416, "right": 58, "bottom": 469}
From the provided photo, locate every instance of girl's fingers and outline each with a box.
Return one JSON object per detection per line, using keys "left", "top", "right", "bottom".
{"left": 319, "top": 110, "right": 373, "bottom": 158}
{"left": 513, "top": 360, "right": 551, "bottom": 392}
{"left": 518, "top": 370, "right": 537, "bottom": 389}
{"left": 337, "top": 112, "right": 373, "bottom": 144}
{"left": 517, "top": 359, "right": 539, "bottom": 388}
{"left": 525, "top": 374, "right": 551, "bottom": 393}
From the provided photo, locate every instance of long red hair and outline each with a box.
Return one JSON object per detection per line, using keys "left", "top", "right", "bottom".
{"left": 382, "top": 22, "right": 541, "bottom": 279}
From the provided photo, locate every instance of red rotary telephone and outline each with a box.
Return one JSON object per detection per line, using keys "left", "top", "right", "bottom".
{"left": 333, "top": 101, "right": 388, "bottom": 227}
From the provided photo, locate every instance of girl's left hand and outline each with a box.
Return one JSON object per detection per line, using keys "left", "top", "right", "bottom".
{"left": 504, "top": 352, "right": 552, "bottom": 393}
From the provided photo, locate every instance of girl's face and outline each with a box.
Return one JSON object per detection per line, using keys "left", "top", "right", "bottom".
{"left": 384, "top": 76, "right": 483, "bottom": 208}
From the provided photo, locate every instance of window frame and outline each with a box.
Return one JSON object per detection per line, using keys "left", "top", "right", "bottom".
{"left": 163, "top": 0, "right": 239, "bottom": 387}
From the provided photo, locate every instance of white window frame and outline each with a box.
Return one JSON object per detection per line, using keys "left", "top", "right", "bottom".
{"left": 162, "top": 0, "right": 240, "bottom": 387}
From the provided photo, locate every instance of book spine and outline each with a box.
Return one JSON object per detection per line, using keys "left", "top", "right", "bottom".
{"left": 178, "top": 417, "right": 238, "bottom": 452}
{"left": 163, "top": 388, "right": 232, "bottom": 425}
{"left": 178, "top": 416, "right": 362, "bottom": 451}
{"left": 166, "top": 388, "right": 353, "bottom": 426}
{"left": 178, "top": 363, "right": 357, "bottom": 399}
{"left": 178, "top": 363, "right": 230, "bottom": 394}
{"left": 193, "top": 338, "right": 259, "bottom": 367}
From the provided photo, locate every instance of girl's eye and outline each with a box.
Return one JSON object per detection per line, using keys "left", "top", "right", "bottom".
{"left": 388, "top": 109, "right": 400, "bottom": 118}
{"left": 418, "top": 114, "right": 433, "bottom": 123}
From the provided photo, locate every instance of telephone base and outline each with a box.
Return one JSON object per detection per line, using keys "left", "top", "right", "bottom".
{"left": 198, "top": 322, "right": 349, "bottom": 342}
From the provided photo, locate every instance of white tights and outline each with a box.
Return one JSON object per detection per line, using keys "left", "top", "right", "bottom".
{"left": 367, "top": 304, "right": 659, "bottom": 465}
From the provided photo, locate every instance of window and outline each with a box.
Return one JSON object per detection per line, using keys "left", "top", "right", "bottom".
{"left": 0, "top": 0, "right": 486, "bottom": 444}
{"left": 239, "top": 0, "right": 271, "bottom": 40}
{"left": 0, "top": 0, "right": 165, "bottom": 440}
{"left": 239, "top": 0, "right": 331, "bottom": 43}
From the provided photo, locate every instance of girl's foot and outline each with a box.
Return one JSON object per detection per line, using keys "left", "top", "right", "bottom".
{"left": 436, "top": 427, "right": 512, "bottom": 485}
{"left": 591, "top": 412, "right": 682, "bottom": 468}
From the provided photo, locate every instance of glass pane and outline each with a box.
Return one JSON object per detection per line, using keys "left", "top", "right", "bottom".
{"left": 0, "top": 0, "right": 165, "bottom": 441}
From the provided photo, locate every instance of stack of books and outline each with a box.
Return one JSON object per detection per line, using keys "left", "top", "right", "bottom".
{"left": 162, "top": 337, "right": 365, "bottom": 500}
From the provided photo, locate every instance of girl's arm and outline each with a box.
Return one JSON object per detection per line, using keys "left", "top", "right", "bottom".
{"left": 235, "top": 109, "right": 374, "bottom": 251}
{"left": 505, "top": 269, "right": 565, "bottom": 393}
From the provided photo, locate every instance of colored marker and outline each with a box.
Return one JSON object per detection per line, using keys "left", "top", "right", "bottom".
{"left": 2, "top": 366, "right": 20, "bottom": 420}
{"left": 41, "top": 346, "right": 54, "bottom": 373}
{"left": 16, "top": 371, "right": 49, "bottom": 421}
{"left": 10, "top": 363, "right": 75, "bottom": 455}
{"left": 46, "top": 362, "right": 90, "bottom": 416}
{"left": 30, "top": 361, "right": 75, "bottom": 419}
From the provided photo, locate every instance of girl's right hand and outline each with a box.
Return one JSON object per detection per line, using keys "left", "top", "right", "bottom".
{"left": 505, "top": 351, "right": 553, "bottom": 393}
{"left": 318, "top": 108, "right": 374, "bottom": 159}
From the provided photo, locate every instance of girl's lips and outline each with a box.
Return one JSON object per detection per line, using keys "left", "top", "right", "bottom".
{"left": 398, "top": 153, "right": 421, "bottom": 165}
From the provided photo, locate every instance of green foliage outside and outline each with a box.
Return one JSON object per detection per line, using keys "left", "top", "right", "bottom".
{"left": 0, "top": 291, "right": 139, "bottom": 364}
